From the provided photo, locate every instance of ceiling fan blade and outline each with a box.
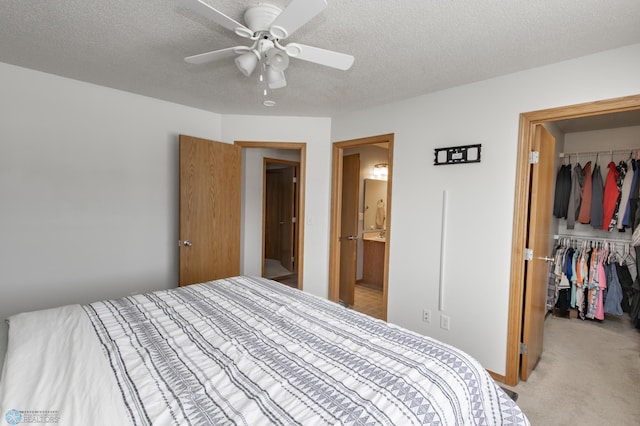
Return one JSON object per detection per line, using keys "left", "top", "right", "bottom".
{"left": 269, "top": 0, "right": 327, "bottom": 39}
{"left": 181, "top": 0, "right": 253, "bottom": 38}
{"left": 185, "top": 46, "right": 249, "bottom": 64}
{"left": 285, "top": 43, "right": 354, "bottom": 71}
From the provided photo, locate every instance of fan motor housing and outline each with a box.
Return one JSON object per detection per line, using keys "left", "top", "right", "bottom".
{"left": 244, "top": 4, "right": 282, "bottom": 33}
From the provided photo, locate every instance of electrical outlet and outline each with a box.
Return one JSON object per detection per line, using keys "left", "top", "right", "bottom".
{"left": 422, "top": 309, "right": 431, "bottom": 323}
{"left": 440, "top": 314, "right": 450, "bottom": 330}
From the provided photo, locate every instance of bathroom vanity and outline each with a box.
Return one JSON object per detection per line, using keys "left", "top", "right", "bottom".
{"left": 362, "top": 233, "right": 385, "bottom": 289}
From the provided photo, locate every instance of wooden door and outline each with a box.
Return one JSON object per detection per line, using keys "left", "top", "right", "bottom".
{"left": 265, "top": 170, "right": 280, "bottom": 260}
{"left": 279, "top": 166, "right": 296, "bottom": 271}
{"left": 521, "top": 125, "right": 555, "bottom": 380}
{"left": 339, "top": 154, "right": 360, "bottom": 305}
{"left": 179, "top": 135, "right": 241, "bottom": 286}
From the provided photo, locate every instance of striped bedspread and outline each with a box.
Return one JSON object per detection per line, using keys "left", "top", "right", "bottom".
{"left": 83, "top": 276, "right": 529, "bottom": 425}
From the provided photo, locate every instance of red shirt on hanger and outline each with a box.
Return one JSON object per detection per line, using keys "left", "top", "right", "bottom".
{"left": 602, "top": 161, "right": 620, "bottom": 230}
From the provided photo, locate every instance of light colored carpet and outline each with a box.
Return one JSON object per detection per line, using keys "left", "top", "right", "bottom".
{"left": 504, "top": 314, "right": 640, "bottom": 425}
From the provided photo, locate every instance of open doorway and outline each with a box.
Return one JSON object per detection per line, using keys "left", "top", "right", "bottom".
{"left": 263, "top": 158, "right": 299, "bottom": 288}
{"left": 329, "top": 133, "right": 394, "bottom": 321}
{"left": 505, "top": 94, "right": 640, "bottom": 386}
{"left": 236, "top": 141, "right": 306, "bottom": 290}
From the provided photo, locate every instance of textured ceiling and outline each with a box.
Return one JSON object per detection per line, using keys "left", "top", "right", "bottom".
{"left": 1, "top": 0, "right": 640, "bottom": 117}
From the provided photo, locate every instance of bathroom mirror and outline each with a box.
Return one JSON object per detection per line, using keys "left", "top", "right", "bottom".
{"left": 363, "top": 179, "right": 387, "bottom": 231}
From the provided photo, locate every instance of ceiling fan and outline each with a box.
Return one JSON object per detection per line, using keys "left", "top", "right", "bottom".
{"left": 181, "top": 0, "right": 354, "bottom": 102}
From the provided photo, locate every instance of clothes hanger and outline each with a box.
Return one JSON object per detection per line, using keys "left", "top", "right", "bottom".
{"left": 619, "top": 242, "right": 632, "bottom": 265}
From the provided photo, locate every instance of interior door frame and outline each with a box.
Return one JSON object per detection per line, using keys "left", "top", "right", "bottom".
{"left": 235, "top": 141, "right": 306, "bottom": 290}
{"left": 329, "top": 133, "right": 394, "bottom": 321}
{"left": 505, "top": 94, "right": 640, "bottom": 386}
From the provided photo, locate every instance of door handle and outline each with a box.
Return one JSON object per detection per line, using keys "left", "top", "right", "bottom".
{"left": 181, "top": 240, "right": 192, "bottom": 247}
{"left": 343, "top": 235, "right": 357, "bottom": 241}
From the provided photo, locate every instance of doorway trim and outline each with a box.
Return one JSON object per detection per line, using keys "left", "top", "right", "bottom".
{"left": 235, "top": 141, "right": 306, "bottom": 290}
{"left": 328, "top": 133, "right": 394, "bottom": 321}
{"left": 505, "top": 94, "right": 640, "bottom": 386}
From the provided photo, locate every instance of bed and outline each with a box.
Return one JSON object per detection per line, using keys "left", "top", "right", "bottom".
{"left": 0, "top": 276, "right": 529, "bottom": 425}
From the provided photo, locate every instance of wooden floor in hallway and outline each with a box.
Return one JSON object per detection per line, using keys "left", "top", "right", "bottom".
{"left": 353, "top": 284, "right": 383, "bottom": 320}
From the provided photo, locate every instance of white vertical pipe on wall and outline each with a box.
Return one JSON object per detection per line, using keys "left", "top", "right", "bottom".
{"left": 439, "top": 190, "right": 448, "bottom": 311}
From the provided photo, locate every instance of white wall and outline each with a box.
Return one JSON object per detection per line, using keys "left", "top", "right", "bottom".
{"left": 331, "top": 43, "right": 640, "bottom": 375}
{"left": 221, "top": 115, "right": 332, "bottom": 298}
{"left": 0, "top": 64, "right": 333, "bottom": 375}
{"left": 0, "top": 62, "right": 224, "bottom": 370}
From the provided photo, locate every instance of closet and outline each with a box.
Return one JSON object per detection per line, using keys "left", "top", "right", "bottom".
{"left": 548, "top": 118, "right": 640, "bottom": 329}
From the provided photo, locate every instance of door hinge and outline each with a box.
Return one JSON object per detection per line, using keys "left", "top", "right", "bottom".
{"left": 529, "top": 151, "right": 539, "bottom": 164}
{"left": 524, "top": 248, "right": 533, "bottom": 261}
{"left": 293, "top": 177, "right": 297, "bottom": 183}
{"left": 520, "top": 342, "right": 528, "bottom": 355}
{"left": 292, "top": 217, "right": 297, "bottom": 223}
{"left": 291, "top": 256, "right": 295, "bottom": 263}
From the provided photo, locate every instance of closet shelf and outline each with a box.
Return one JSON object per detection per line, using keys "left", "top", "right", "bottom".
{"left": 559, "top": 148, "right": 640, "bottom": 158}
{"left": 554, "top": 233, "right": 631, "bottom": 245}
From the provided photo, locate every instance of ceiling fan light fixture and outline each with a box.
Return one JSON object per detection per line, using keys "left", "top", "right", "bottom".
{"left": 267, "top": 66, "right": 287, "bottom": 89}
{"left": 234, "top": 49, "right": 261, "bottom": 77}
{"left": 266, "top": 48, "right": 289, "bottom": 72}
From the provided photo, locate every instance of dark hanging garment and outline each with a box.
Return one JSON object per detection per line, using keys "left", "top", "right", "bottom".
{"left": 553, "top": 164, "right": 572, "bottom": 219}
{"left": 611, "top": 160, "right": 628, "bottom": 231}
{"left": 616, "top": 259, "right": 634, "bottom": 313}
{"left": 567, "top": 163, "right": 584, "bottom": 230}
{"left": 578, "top": 161, "right": 593, "bottom": 224}
{"left": 617, "top": 159, "right": 634, "bottom": 230}
{"left": 626, "top": 159, "right": 640, "bottom": 228}
{"left": 590, "top": 163, "right": 604, "bottom": 229}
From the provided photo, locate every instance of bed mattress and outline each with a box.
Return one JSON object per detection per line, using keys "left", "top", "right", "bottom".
{"left": 0, "top": 276, "right": 528, "bottom": 425}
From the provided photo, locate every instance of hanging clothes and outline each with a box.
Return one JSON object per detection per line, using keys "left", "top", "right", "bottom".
{"left": 602, "top": 161, "right": 621, "bottom": 230}
{"left": 578, "top": 161, "right": 593, "bottom": 224}
{"left": 585, "top": 246, "right": 600, "bottom": 319}
{"left": 594, "top": 248, "right": 608, "bottom": 320}
{"left": 570, "top": 250, "right": 580, "bottom": 308}
{"left": 549, "top": 238, "right": 634, "bottom": 323}
{"left": 590, "top": 163, "right": 604, "bottom": 229}
{"left": 567, "top": 163, "right": 584, "bottom": 230}
{"left": 625, "top": 159, "right": 640, "bottom": 228}
{"left": 617, "top": 159, "right": 634, "bottom": 230}
{"left": 615, "top": 261, "right": 634, "bottom": 313}
{"left": 553, "top": 163, "right": 572, "bottom": 219}
{"left": 604, "top": 262, "right": 624, "bottom": 316}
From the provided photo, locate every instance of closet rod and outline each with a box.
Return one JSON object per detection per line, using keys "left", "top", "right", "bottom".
{"left": 559, "top": 148, "right": 640, "bottom": 158}
{"left": 554, "top": 234, "right": 632, "bottom": 245}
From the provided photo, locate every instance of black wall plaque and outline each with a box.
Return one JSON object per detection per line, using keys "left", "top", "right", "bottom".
{"left": 434, "top": 144, "right": 481, "bottom": 165}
